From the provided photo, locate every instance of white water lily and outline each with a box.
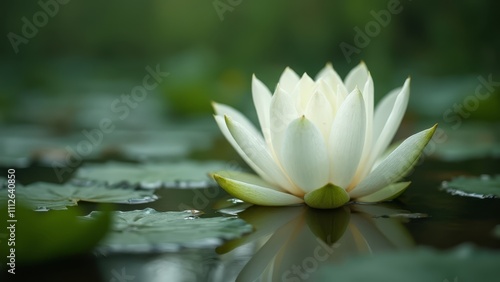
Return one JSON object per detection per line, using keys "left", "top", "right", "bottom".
{"left": 211, "top": 62, "right": 436, "bottom": 209}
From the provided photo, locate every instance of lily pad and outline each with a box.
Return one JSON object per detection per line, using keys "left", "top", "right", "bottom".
{"left": 431, "top": 123, "right": 500, "bottom": 161}
{"left": 0, "top": 122, "right": 218, "bottom": 167}
{"left": 0, "top": 182, "right": 157, "bottom": 211}
{"left": 315, "top": 244, "right": 500, "bottom": 282}
{"left": 0, "top": 125, "right": 71, "bottom": 167}
{"left": 441, "top": 175, "right": 500, "bottom": 199}
{"left": 0, "top": 203, "right": 111, "bottom": 264}
{"left": 84, "top": 208, "right": 252, "bottom": 253}
{"left": 75, "top": 161, "right": 228, "bottom": 189}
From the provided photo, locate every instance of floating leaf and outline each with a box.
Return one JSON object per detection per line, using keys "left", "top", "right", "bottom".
{"left": 432, "top": 123, "right": 500, "bottom": 161}
{"left": 84, "top": 208, "right": 252, "bottom": 253}
{"left": 0, "top": 126, "right": 70, "bottom": 167}
{"left": 314, "top": 244, "right": 500, "bottom": 282}
{"left": 75, "top": 161, "right": 228, "bottom": 189}
{"left": 107, "top": 119, "right": 219, "bottom": 161}
{"left": 441, "top": 175, "right": 500, "bottom": 199}
{"left": 0, "top": 203, "right": 111, "bottom": 264}
{"left": 0, "top": 121, "right": 218, "bottom": 167}
{"left": 0, "top": 182, "right": 157, "bottom": 211}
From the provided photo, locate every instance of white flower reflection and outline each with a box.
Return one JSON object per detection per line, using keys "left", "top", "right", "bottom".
{"left": 215, "top": 202, "right": 416, "bottom": 282}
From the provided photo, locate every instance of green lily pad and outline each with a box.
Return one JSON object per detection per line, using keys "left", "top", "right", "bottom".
{"left": 75, "top": 161, "right": 228, "bottom": 189}
{"left": 441, "top": 175, "right": 500, "bottom": 199}
{"left": 0, "top": 126, "right": 70, "bottom": 167}
{"left": 0, "top": 121, "right": 218, "bottom": 167}
{"left": 0, "top": 182, "right": 157, "bottom": 211}
{"left": 84, "top": 208, "right": 252, "bottom": 253}
{"left": 315, "top": 244, "right": 500, "bottom": 282}
{"left": 0, "top": 203, "right": 111, "bottom": 264}
{"left": 432, "top": 123, "right": 500, "bottom": 161}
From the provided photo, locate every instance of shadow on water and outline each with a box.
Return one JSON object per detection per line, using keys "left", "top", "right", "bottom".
{"left": 2, "top": 156, "right": 500, "bottom": 281}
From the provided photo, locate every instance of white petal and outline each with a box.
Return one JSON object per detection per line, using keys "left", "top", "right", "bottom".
{"left": 368, "top": 78, "right": 411, "bottom": 167}
{"left": 315, "top": 63, "right": 346, "bottom": 94}
{"left": 214, "top": 115, "right": 273, "bottom": 184}
{"left": 211, "top": 171, "right": 304, "bottom": 206}
{"left": 372, "top": 86, "right": 402, "bottom": 145}
{"left": 353, "top": 73, "right": 375, "bottom": 183}
{"left": 328, "top": 89, "right": 366, "bottom": 188}
{"left": 291, "top": 73, "right": 316, "bottom": 112}
{"left": 344, "top": 61, "right": 369, "bottom": 92}
{"left": 356, "top": 181, "right": 411, "bottom": 203}
{"left": 350, "top": 79, "right": 410, "bottom": 187}
{"left": 349, "top": 125, "right": 437, "bottom": 198}
{"left": 362, "top": 72, "right": 374, "bottom": 142}
{"left": 252, "top": 75, "right": 273, "bottom": 146}
{"left": 212, "top": 102, "right": 262, "bottom": 139}
{"left": 315, "top": 62, "right": 334, "bottom": 80}
{"left": 225, "top": 115, "right": 302, "bottom": 195}
{"left": 269, "top": 87, "right": 298, "bottom": 161}
{"left": 335, "top": 84, "right": 349, "bottom": 111}
{"left": 281, "top": 116, "right": 329, "bottom": 193}
{"left": 278, "top": 67, "right": 300, "bottom": 94}
{"left": 317, "top": 79, "right": 338, "bottom": 114}
{"left": 304, "top": 90, "right": 334, "bottom": 139}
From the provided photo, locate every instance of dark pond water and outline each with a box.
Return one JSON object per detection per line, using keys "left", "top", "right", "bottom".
{"left": 2, "top": 155, "right": 499, "bottom": 281}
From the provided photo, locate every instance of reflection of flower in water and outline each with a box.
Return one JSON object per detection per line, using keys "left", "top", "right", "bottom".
{"left": 216, "top": 203, "right": 415, "bottom": 282}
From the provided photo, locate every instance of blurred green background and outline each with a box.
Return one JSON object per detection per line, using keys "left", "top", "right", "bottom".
{"left": 1, "top": 0, "right": 499, "bottom": 134}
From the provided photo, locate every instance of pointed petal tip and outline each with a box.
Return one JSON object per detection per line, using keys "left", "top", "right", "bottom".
{"left": 212, "top": 171, "right": 304, "bottom": 206}
{"left": 428, "top": 123, "right": 438, "bottom": 135}
{"left": 349, "top": 124, "right": 439, "bottom": 199}
{"left": 358, "top": 61, "right": 368, "bottom": 71}
{"left": 304, "top": 183, "right": 350, "bottom": 209}
{"left": 404, "top": 77, "right": 411, "bottom": 86}
{"left": 301, "top": 72, "right": 313, "bottom": 79}
{"left": 212, "top": 101, "right": 229, "bottom": 115}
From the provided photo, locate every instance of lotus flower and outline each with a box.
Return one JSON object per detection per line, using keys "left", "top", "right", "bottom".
{"left": 211, "top": 62, "right": 436, "bottom": 209}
